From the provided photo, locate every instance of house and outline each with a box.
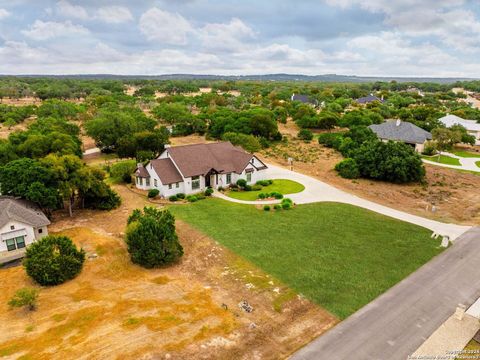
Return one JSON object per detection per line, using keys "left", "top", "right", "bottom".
{"left": 0, "top": 197, "right": 50, "bottom": 262}
{"left": 356, "top": 94, "right": 384, "bottom": 104}
{"left": 369, "top": 119, "right": 432, "bottom": 152}
{"left": 134, "top": 142, "right": 268, "bottom": 197}
{"left": 438, "top": 114, "right": 480, "bottom": 145}
{"left": 291, "top": 93, "right": 319, "bottom": 107}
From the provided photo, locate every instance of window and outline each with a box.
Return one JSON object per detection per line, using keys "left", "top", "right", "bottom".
{"left": 38, "top": 228, "right": 43, "bottom": 234}
{"left": 6, "top": 238, "right": 16, "bottom": 251}
{"left": 246, "top": 172, "right": 252, "bottom": 182}
{"left": 226, "top": 173, "right": 231, "bottom": 184}
{"left": 10, "top": 225, "right": 14, "bottom": 230}
{"left": 154, "top": 179, "right": 158, "bottom": 187}
{"left": 192, "top": 176, "right": 200, "bottom": 190}
{"left": 139, "top": 178, "right": 143, "bottom": 186}
{"left": 176, "top": 182, "right": 179, "bottom": 188}
{"left": 169, "top": 184, "right": 172, "bottom": 189}
{"left": 146, "top": 178, "right": 150, "bottom": 187}
{"left": 15, "top": 236, "right": 25, "bottom": 249}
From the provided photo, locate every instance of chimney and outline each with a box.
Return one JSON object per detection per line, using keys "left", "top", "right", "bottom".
{"left": 396, "top": 119, "right": 401, "bottom": 127}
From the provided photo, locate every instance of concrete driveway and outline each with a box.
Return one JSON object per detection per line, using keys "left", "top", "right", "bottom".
{"left": 290, "top": 227, "right": 480, "bottom": 360}
{"left": 423, "top": 152, "right": 480, "bottom": 173}
{"left": 214, "top": 164, "right": 471, "bottom": 240}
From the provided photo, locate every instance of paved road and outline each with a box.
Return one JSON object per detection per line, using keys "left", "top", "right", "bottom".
{"left": 215, "top": 164, "right": 471, "bottom": 240}
{"left": 291, "top": 227, "right": 480, "bottom": 360}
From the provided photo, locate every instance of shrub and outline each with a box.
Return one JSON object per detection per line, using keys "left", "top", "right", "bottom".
{"left": 334, "top": 158, "right": 360, "bottom": 179}
{"left": 263, "top": 205, "right": 271, "bottom": 211}
{"left": 281, "top": 202, "right": 291, "bottom": 210}
{"left": 281, "top": 198, "right": 293, "bottom": 205}
{"left": 176, "top": 193, "right": 185, "bottom": 199}
{"left": 8, "top": 288, "right": 39, "bottom": 311}
{"left": 24, "top": 235, "right": 85, "bottom": 286}
{"left": 298, "top": 129, "right": 314, "bottom": 141}
{"left": 244, "top": 185, "right": 252, "bottom": 191}
{"left": 422, "top": 141, "right": 437, "bottom": 156}
{"left": 148, "top": 189, "right": 160, "bottom": 198}
{"left": 218, "top": 186, "right": 224, "bottom": 192}
{"left": 318, "top": 132, "right": 343, "bottom": 149}
{"left": 84, "top": 182, "right": 121, "bottom": 210}
{"left": 270, "top": 192, "right": 283, "bottom": 199}
{"left": 204, "top": 187, "right": 214, "bottom": 196}
{"left": 169, "top": 195, "right": 178, "bottom": 202}
{"left": 251, "top": 184, "right": 262, "bottom": 191}
{"left": 186, "top": 195, "right": 198, "bottom": 202}
{"left": 258, "top": 193, "right": 266, "bottom": 199}
{"left": 256, "top": 180, "right": 270, "bottom": 186}
{"left": 196, "top": 193, "right": 206, "bottom": 200}
{"left": 273, "top": 204, "right": 282, "bottom": 210}
{"left": 126, "top": 207, "right": 183, "bottom": 268}
{"left": 236, "top": 179, "right": 247, "bottom": 188}
{"left": 109, "top": 160, "right": 137, "bottom": 183}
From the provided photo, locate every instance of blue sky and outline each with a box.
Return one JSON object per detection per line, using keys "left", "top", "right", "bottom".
{"left": 0, "top": 0, "right": 479, "bottom": 76}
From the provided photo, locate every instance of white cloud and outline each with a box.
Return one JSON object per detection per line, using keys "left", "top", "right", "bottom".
{"left": 199, "top": 18, "right": 256, "bottom": 51}
{"left": 95, "top": 6, "right": 133, "bottom": 24}
{"left": 56, "top": 0, "right": 88, "bottom": 20}
{"left": 22, "top": 20, "right": 89, "bottom": 40}
{"left": 0, "top": 8, "right": 10, "bottom": 19}
{"left": 139, "top": 7, "right": 193, "bottom": 45}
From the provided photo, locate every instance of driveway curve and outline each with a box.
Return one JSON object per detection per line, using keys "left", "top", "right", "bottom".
{"left": 214, "top": 164, "right": 471, "bottom": 240}
{"left": 422, "top": 152, "right": 480, "bottom": 173}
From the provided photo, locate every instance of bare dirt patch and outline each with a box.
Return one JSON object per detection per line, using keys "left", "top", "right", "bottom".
{"left": 0, "top": 186, "right": 336, "bottom": 359}
{"left": 260, "top": 137, "right": 480, "bottom": 225}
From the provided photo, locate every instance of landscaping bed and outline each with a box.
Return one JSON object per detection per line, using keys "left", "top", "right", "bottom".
{"left": 225, "top": 179, "right": 305, "bottom": 201}
{"left": 171, "top": 199, "right": 444, "bottom": 319}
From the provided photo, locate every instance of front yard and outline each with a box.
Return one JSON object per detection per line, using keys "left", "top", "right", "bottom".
{"left": 225, "top": 179, "right": 305, "bottom": 201}
{"left": 171, "top": 199, "right": 444, "bottom": 319}
{"left": 422, "top": 154, "right": 461, "bottom": 166}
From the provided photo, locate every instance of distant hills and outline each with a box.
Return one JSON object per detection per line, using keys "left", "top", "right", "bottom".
{"left": 3, "top": 73, "right": 478, "bottom": 83}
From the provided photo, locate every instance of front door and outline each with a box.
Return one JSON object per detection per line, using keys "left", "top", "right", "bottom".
{"left": 205, "top": 175, "right": 211, "bottom": 187}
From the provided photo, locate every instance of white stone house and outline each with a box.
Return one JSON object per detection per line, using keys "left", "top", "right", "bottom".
{"left": 369, "top": 119, "right": 433, "bottom": 153}
{"left": 439, "top": 114, "right": 480, "bottom": 146}
{"left": 0, "top": 197, "right": 50, "bottom": 259}
{"left": 134, "top": 142, "right": 268, "bottom": 197}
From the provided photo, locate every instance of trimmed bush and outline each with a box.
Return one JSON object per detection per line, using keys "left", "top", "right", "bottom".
{"left": 24, "top": 235, "right": 85, "bottom": 286}
{"left": 204, "top": 187, "right": 214, "bottom": 196}
{"left": 251, "top": 184, "right": 262, "bottom": 191}
{"left": 196, "top": 193, "right": 206, "bottom": 200}
{"left": 148, "top": 189, "right": 160, "bottom": 198}
{"left": 244, "top": 185, "right": 252, "bottom": 191}
{"left": 270, "top": 192, "right": 283, "bottom": 199}
{"left": 273, "top": 204, "right": 282, "bottom": 210}
{"left": 258, "top": 193, "right": 266, "bottom": 199}
{"left": 263, "top": 205, "right": 271, "bottom": 211}
{"left": 176, "top": 193, "right": 185, "bottom": 199}
{"left": 186, "top": 195, "right": 198, "bottom": 202}
{"left": 256, "top": 180, "right": 271, "bottom": 186}
{"left": 126, "top": 207, "right": 183, "bottom": 268}
{"left": 218, "top": 186, "right": 224, "bottom": 192}
{"left": 334, "top": 158, "right": 360, "bottom": 179}
{"left": 282, "top": 202, "right": 291, "bottom": 210}
{"left": 281, "top": 198, "right": 293, "bottom": 205}
{"left": 236, "top": 179, "right": 247, "bottom": 188}
{"left": 169, "top": 195, "right": 178, "bottom": 202}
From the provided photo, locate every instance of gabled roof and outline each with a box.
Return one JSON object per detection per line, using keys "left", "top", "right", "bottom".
{"left": 291, "top": 94, "right": 318, "bottom": 106}
{"left": 369, "top": 120, "right": 432, "bottom": 144}
{"left": 0, "top": 197, "right": 50, "bottom": 229}
{"left": 150, "top": 158, "right": 183, "bottom": 185}
{"left": 356, "top": 95, "right": 384, "bottom": 104}
{"left": 166, "top": 142, "right": 263, "bottom": 178}
{"left": 135, "top": 165, "right": 150, "bottom": 178}
{"left": 439, "top": 114, "right": 480, "bottom": 131}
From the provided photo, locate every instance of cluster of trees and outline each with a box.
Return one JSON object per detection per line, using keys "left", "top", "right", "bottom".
{"left": 320, "top": 127, "right": 425, "bottom": 183}
{"left": 0, "top": 104, "right": 35, "bottom": 126}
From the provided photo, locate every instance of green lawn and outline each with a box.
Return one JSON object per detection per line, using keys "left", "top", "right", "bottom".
{"left": 451, "top": 149, "right": 480, "bottom": 158}
{"left": 170, "top": 199, "right": 443, "bottom": 319}
{"left": 422, "top": 154, "right": 461, "bottom": 166}
{"left": 476, "top": 161, "right": 480, "bottom": 169}
{"left": 225, "top": 179, "right": 305, "bottom": 201}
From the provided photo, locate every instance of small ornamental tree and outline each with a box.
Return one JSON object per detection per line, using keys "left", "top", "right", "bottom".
{"left": 8, "top": 288, "right": 39, "bottom": 311}
{"left": 126, "top": 207, "right": 183, "bottom": 268}
{"left": 24, "top": 235, "right": 85, "bottom": 286}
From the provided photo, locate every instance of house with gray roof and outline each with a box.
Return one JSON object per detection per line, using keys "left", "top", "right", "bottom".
{"left": 369, "top": 120, "right": 432, "bottom": 152}
{"left": 291, "top": 93, "right": 319, "bottom": 107}
{"left": 356, "top": 94, "right": 384, "bottom": 104}
{"left": 0, "top": 197, "right": 50, "bottom": 262}
{"left": 439, "top": 114, "right": 480, "bottom": 145}
{"left": 134, "top": 142, "right": 268, "bottom": 197}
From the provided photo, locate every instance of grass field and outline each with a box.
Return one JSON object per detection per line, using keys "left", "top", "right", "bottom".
{"left": 422, "top": 154, "right": 461, "bottom": 166}
{"left": 451, "top": 149, "right": 480, "bottom": 158}
{"left": 226, "top": 179, "right": 305, "bottom": 201}
{"left": 170, "top": 199, "right": 443, "bottom": 319}
{"left": 476, "top": 161, "right": 480, "bottom": 168}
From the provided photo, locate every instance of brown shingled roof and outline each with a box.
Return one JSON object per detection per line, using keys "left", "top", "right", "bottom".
{"left": 166, "top": 142, "right": 257, "bottom": 177}
{"left": 149, "top": 158, "right": 183, "bottom": 185}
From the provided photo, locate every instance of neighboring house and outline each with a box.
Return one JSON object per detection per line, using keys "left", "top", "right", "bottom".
{"left": 369, "top": 119, "right": 432, "bottom": 152}
{"left": 356, "top": 94, "right": 385, "bottom": 104}
{"left": 291, "top": 93, "right": 319, "bottom": 107}
{"left": 0, "top": 197, "right": 50, "bottom": 259}
{"left": 438, "top": 114, "right": 480, "bottom": 145}
{"left": 134, "top": 142, "right": 268, "bottom": 197}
